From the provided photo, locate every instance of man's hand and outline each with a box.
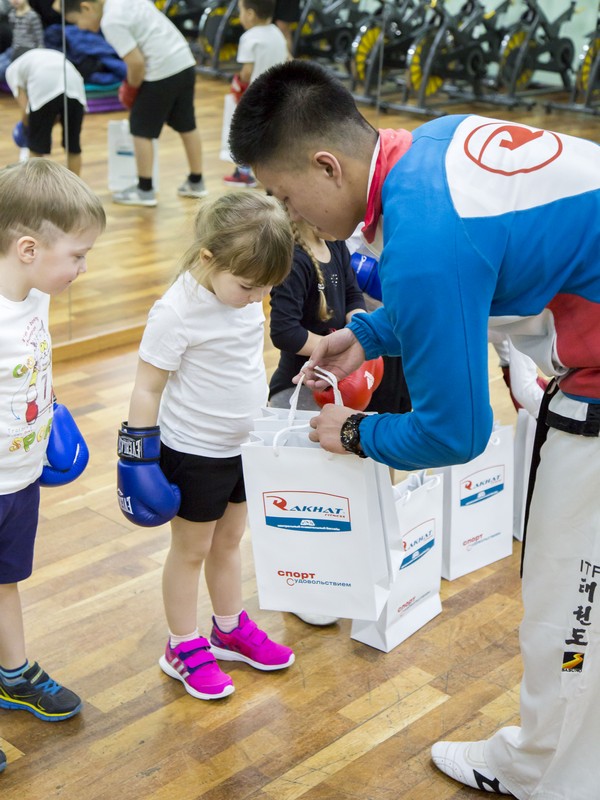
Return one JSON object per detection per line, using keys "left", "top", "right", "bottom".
{"left": 295, "top": 328, "right": 366, "bottom": 390}
{"left": 309, "top": 404, "right": 357, "bottom": 454}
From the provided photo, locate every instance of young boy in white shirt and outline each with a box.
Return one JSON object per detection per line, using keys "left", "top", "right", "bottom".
{"left": 223, "top": 0, "right": 288, "bottom": 187}
{"left": 62, "top": 0, "right": 208, "bottom": 207}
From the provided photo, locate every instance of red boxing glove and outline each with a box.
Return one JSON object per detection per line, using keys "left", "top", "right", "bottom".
{"left": 230, "top": 73, "right": 249, "bottom": 103}
{"left": 118, "top": 81, "right": 140, "bottom": 110}
{"left": 313, "top": 357, "right": 384, "bottom": 411}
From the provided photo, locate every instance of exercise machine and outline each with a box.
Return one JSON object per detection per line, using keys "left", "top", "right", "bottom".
{"left": 195, "top": 0, "right": 243, "bottom": 76}
{"left": 496, "top": 0, "right": 576, "bottom": 106}
{"left": 546, "top": 10, "right": 600, "bottom": 115}
{"left": 292, "top": 0, "right": 366, "bottom": 68}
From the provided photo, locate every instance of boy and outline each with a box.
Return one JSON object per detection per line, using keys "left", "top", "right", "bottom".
{"left": 223, "top": 0, "right": 287, "bottom": 187}
{"left": 0, "top": 159, "right": 105, "bottom": 771}
{"left": 6, "top": 48, "right": 87, "bottom": 175}
{"left": 62, "top": 0, "right": 207, "bottom": 207}
{"left": 0, "top": 0, "right": 43, "bottom": 81}
{"left": 229, "top": 61, "right": 600, "bottom": 800}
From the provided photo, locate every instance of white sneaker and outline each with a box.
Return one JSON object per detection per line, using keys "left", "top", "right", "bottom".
{"left": 293, "top": 612, "right": 339, "bottom": 626}
{"left": 112, "top": 185, "right": 157, "bottom": 207}
{"left": 431, "top": 741, "right": 512, "bottom": 794}
{"left": 178, "top": 178, "right": 208, "bottom": 198}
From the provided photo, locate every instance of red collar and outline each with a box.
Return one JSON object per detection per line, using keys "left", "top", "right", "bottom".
{"left": 362, "top": 128, "right": 412, "bottom": 243}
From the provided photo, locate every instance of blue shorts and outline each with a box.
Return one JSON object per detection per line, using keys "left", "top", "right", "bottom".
{"left": 0, "top": 481, "right": 40, "bottom": 584}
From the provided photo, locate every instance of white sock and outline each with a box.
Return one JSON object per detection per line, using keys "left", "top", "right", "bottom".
{"left": 169, "top": 629, "right": 199, "bottom": 648}
{"left": 213, "top": 612, "right": 241, "bottom": 633}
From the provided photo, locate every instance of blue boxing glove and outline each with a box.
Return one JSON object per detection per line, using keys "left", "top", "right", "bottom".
{"left": 117, "top": 423, "right": 181, "bottom": 527}
{"left": 13, "top": 121, "right": 29, "bottom": 148}
{"left": 41, "top": 402, "right": 90, "bottom": 487}
{"left": 350, "top": 252, "right": 382, "bottom": 302}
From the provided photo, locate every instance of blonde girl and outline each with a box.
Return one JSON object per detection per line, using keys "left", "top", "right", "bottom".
{"left": 119, "top": 192, "right": 294, "bottom": 700}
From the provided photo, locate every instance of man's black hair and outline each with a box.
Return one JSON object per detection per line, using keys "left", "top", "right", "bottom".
{"left": 229, "top": 60, "right": 375, "bottom": 168}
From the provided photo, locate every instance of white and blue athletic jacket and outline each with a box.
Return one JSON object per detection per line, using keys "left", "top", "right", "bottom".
{"left": 348, "top": 115, "right": 600, "bottom": 471}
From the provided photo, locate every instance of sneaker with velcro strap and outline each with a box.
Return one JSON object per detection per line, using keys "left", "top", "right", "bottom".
{"left": 159, "top": 636, "right": 234, "bottom": 700}
{"left": 112, "top": 185, "right": 157, "bottom": 207}
{"left": 210, "top": 610, "right": 294, "bottom": 671}
{"left": 0, "top": 662, "right": 82, "bottom": 722}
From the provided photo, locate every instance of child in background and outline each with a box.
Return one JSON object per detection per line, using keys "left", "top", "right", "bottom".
{"left": 223, "top": 0, "right": 288, "bottom": 187}
{"left": 6, "top": 48, "right": 87, "bottom": 175}
{"left": 269, "top": 217, "right": 367, "bottom": 410}
{"left": 0, "top": 160, "right": 105, "bottom": 769}
{"left": 117, "top": 192, "right": 295, "bottom": 701}
{"left": 0, "top": 0, "right": 43, "bottom": 80}
{"left": 64, "top": 0, "right": 207, "bottom": 207}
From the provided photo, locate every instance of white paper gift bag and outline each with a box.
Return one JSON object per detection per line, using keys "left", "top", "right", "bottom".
{"left": 513, "top": 409, "right": 537, "bottom": 542}
{"left": 351, "top": 471, "right": 444, "bottom": 652}
{"left": 108, "top": 120, "right": 159, "bottom": 192}
{"left": 220, "top": 93, "right": 237, "bottom": 162}
{"left": 435, "top": 424, "right": 514, "bottom": 581}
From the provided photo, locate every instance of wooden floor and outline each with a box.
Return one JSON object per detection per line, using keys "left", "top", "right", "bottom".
{"left": 0, "top": 340, "right": 524, "bottom": 800}
{"left": 0, "top": 58, "right": 598, "bottom": 799}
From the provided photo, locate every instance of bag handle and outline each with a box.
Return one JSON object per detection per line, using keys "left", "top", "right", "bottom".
{"left": 285, "top": 364, "right": 343, "bottom": 428}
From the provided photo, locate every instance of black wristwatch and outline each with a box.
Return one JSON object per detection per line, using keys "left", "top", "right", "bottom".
{"left": 340, "top": 413, "right": 368, "bottom": 458}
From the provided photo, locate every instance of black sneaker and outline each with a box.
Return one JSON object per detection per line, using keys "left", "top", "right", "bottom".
{"left": 0, "top": 662, "right": 82, "bottom": 722}
{"left": 0, "top": 747, "right": 6, "bottom": 773}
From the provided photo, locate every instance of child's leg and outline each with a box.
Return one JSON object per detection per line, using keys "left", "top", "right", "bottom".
{"left": 204, "top": 501, "right": 247, "bottom": 616}
{"left": 162, "top": 515, "right": 217, "bottom": 636}
{"left": 179, "top": 128, "right": 203, "bottom": 175}
{"left": 0, "top": 583, "right": 26, "bottom": 670}
{"left": 132, "top": 136, "right": 155, "bottom": 183}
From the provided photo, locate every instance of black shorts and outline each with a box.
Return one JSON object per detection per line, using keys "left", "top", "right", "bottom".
{"left": 273, "top": 0, "right": 300, "bottom": 23}
{"left": 0, "top": 481, "right": 40, "bottom": 584}
{"left": 129, "top": 67, "right": 197, "bottom": 140}
{"left": 28, "top": 95, "right": 84, "bottom": 155}
{"left": 159, "top": 444, "right": 246, "bottom": 523}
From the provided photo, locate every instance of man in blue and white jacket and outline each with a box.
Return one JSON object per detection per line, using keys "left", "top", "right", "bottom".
{"left": 229, "top": 61, "right": 600, "bottom": 800}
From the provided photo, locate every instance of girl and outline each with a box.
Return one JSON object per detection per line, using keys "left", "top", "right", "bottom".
{"left": 268, "top": 218, "right": 368, "bottom": 411}
{"left": 122, "top": 192, "right": 295, "bottom": 701}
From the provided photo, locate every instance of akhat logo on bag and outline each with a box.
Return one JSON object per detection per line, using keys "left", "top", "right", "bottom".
{"left": 263, "top": 491, "right": 351, "bottom": 532}
{"left": 400, "top": 519, "right": 436, "bottom": 569}
{"left": 460, "top": 465, "right": 504, "bottom": 506}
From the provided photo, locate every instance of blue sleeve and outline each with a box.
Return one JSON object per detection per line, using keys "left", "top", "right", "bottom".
{"left": 352, "top": 168, "right": 497, "bottom": 470}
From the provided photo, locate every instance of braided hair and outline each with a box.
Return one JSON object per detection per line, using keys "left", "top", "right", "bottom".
{"left": 291, "top": 220, "right": 332, "bottom": 322}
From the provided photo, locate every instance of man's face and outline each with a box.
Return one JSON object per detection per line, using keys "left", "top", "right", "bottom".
{"left": 63, "top": 1, "right": 102, "bottom": 31}
{"left": 255, "top": 157, "right": 362, "bottom": 242}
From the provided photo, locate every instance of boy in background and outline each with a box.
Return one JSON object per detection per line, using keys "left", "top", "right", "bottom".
{"left": 223, "top": 0, "right": 288, "bottom": 187}
{"left": 62, "top": 0, "right": 207, "bottom": 207}
{"left": 0, "top": 0, "right": 43, "bottom": 81}
{"left": 0, "top": 159, "right": 105, "bottom": 770}
{"left": 6, "top": 48, "right": 87, "bottom": 175}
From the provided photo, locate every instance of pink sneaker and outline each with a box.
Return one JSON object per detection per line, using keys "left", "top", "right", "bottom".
{"left": 159, "top": 637, "right": 234, "bottom": 700}
{"left": 210, "top": 611, "right": 295, "bottom": 671}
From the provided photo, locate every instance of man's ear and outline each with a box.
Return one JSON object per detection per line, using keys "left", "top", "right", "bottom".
{"left": 16, "top": 236, "right": 37, "bottom": 264}
{"left": 313, "top": 151, "right": 343, "bottom": 185}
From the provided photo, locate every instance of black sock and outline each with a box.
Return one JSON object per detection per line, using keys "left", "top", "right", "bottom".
{"left": 138, "top": 177, "right": 153, "bottom": 192}
{"left": 188, "top": 173, "right": 203, "bottom": 184}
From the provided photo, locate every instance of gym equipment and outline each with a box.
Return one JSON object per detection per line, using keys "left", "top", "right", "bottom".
{"left": 12, "top": 121, "right": 29, "bottom": 148}
{"left": 41, "top": 403, "right": 90, "bottom": 487}
{"left": 156, "top": 0, "right": 207, "bottom": 38}
{"left": 496, "top": 0, "right": 576, "bottom": 106}
{"left": 292, "top": 0, "right": 370, "bottom": 68}
{"left": 546, "top": 10, "right": 600, "bottom": 116}
{"left": 196, "top": 0, "right": 243, "bottom": 76}
{"left": 375, "top": 0, "right": 510, "bottom": 116}
{"left": 350, "top": 0, "right": 429, "bottom": 103}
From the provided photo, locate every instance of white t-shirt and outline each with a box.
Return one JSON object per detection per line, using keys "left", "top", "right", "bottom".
{"left": 6, "top": 49, "right": 86, "bottom": 112}
{"left": 101, "top": 0, "right": 195, "bottom": 82}
{"left": 237, "top": 24, "right": 288, "bottom": 83}
{"left": 0, "top": 289, "right": 53, "bottom": 494}
{"left": 139, "top": 272, "right": 269, "bottom": 457}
